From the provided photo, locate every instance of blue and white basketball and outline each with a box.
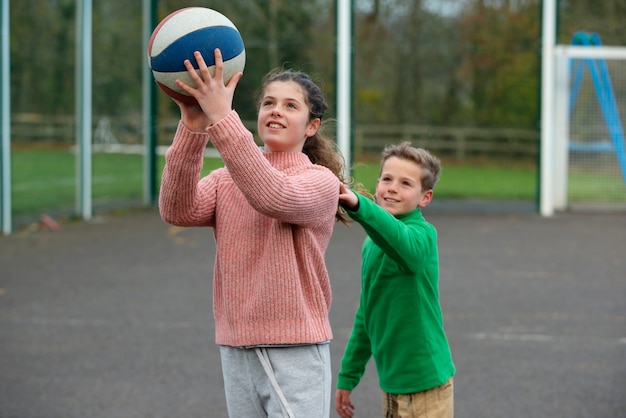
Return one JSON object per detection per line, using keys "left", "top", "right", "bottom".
{"left": 148, "top": 7, "right": 246, "bottom": 104}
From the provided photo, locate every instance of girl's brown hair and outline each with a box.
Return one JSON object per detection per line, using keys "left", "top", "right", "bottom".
{"left": 257, "top": 69, "right": 350, "bottom": 223}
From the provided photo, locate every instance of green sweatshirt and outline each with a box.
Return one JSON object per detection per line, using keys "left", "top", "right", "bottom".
{"left": 337, "top": 193, "right": 455, "bottom": 394}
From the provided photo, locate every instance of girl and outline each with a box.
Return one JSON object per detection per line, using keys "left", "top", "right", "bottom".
{"left": 159, "top": 49, "right": 347, "bottom": 418}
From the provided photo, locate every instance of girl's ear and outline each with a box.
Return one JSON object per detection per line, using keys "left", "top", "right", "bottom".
{"left": 418, "top": 189, "right": 433, "bottom": 208}
{"left": 306, "top": 118, "right": 321, "bottom": 137}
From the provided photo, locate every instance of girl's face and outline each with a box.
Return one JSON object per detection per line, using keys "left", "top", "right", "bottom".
{"left": 375, "top": 157, "right": 433, "bottom": 216}
{"left": 257, "top": 80, "right": 320, "bottom": 153}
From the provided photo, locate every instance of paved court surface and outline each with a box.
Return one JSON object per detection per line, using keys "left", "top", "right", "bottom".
{"left": 1, "top": 206, "right": 625, "bottom": 418}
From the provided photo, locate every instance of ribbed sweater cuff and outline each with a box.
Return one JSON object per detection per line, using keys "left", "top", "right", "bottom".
{"left": 170, "top": 121, "right": 211, "bottom": 157}
{"left": 206, "top": 110, "right": 256, "bottom": 159}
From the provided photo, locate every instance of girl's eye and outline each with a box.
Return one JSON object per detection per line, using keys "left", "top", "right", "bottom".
{"left": 287, "top": 102, "right": 297, "bottom": 109}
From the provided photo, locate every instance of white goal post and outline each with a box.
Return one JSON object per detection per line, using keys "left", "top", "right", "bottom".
{"left": 542, "top": 44, "right": 626, "bottom": 215}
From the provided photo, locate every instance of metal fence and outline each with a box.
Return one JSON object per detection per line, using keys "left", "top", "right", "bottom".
{"left": 11, "top": 114, "right": 538, "bottom": 161}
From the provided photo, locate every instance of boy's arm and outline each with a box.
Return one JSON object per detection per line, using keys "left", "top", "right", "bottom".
{"left": 337, "top": 305, "right": 372, "bottom": 391}
{"left": 345, "top": 193, "right": 435, "bottom": 272}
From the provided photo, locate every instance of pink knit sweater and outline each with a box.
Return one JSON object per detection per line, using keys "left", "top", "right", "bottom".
{"left": 159, "top": 111, "right": 339, "bottom": 347}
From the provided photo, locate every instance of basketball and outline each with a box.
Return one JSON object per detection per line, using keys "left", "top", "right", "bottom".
{"left": 147, "top": 7, "right": 246, "bottom": 104}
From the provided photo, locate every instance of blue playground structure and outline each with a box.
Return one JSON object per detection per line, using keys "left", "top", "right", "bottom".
{"left": 568, "top": 31, "right": 626, "bottom": 185}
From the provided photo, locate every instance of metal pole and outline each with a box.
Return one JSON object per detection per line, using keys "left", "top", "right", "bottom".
{"left": 539, "top": 0, "right": 556, "bottom": 216}
{"left": 553, "top": 46, "right": 569, "bottom": 210}
{"left": 1, "top": 0, "right": 11, "bottom": 234}
{"left": 142, "top": 0, "right": 157, "bottom": 206}
{"left": 76, "top": 0, "right": 92, "bottom": 220}
{"left": 336, "top": 0, "right": 353, "bottom": 178}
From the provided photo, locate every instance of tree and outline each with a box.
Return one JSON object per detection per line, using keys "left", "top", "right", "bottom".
{"left": 7, "top": 0, "right": 622, "bottom": 137}
{"left": 559, "top": 0, "right": 626, "bottom": 46}
{"left": 11, "top": 0, "right": 76, "bottom": 115}
{"left": 457, "top": 0, "right": 540, "bottom": 128}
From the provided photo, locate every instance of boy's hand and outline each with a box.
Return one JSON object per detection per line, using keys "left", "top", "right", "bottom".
{"left": 335, "top": 389, "right": 355, "bottom": 418}
{"left": 339, "top": 184, "right": 359, "bottom": 210}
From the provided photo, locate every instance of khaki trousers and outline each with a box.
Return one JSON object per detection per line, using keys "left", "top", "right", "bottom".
{"left": 382, "top": 377, "right": 453, "bottom": 418}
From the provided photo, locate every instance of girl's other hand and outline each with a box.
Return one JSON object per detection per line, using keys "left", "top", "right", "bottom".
{"left": 173, "top": 98, "right": 210, "bottom": 132}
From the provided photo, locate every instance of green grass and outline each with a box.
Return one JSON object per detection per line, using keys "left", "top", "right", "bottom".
{"left": 11, "top": 150, "right": 225, "bottom": 215}
{"left": 353, "top": 162, "right": 537, "bottom": 200}
{"left": 9, "top": 148, "right": 624, "bottom": 217}
{"left": 568, "top": 171, "right": 626, "bottom": 202}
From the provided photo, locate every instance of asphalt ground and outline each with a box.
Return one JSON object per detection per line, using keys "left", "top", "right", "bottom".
{"left": 1, "top": 206, "right": 625, "bottom": 418}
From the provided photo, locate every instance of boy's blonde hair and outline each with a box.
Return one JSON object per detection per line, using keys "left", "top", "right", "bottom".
{"left": 380, "top": 142, "right": 442, "bottom": 191}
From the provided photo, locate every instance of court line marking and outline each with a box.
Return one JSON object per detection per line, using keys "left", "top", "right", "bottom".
{"left": 468, "top": 332, "right": 625, "bottom": 344}
{"left": 3, "top": 315, "right": 196, "bottom": 330}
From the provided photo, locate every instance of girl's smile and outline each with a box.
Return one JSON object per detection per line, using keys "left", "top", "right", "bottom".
{"left": 257, "top": 80, "right": 320, "bottom": 153}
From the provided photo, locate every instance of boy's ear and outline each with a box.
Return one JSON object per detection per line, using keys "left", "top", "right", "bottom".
{"left": 418, "top": 189, "right": 433, "bottom": 208}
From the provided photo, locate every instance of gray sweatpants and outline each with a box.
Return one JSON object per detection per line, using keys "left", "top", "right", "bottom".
{"left": 219, "top": 343, "right": 331, "bottom": 418}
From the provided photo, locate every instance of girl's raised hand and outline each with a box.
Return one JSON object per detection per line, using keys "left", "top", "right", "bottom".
{"left": 175, "top": 49, "right": 243, "bottom": 127}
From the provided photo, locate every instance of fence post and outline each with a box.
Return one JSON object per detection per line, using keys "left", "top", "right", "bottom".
{"left": 353, "top": 127, "right": 363, "bottom": 156}
{"left": 455, "top": 131, "right": 466, "bottom": 160}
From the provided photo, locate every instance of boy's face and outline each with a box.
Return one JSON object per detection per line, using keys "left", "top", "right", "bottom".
{"left": 376, "top": 156, "right": 433, "bottom": 216}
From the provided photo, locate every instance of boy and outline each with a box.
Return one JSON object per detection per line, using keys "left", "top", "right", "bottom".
{"left": 335, "top": 142, "right": 455, "bottom": 418}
